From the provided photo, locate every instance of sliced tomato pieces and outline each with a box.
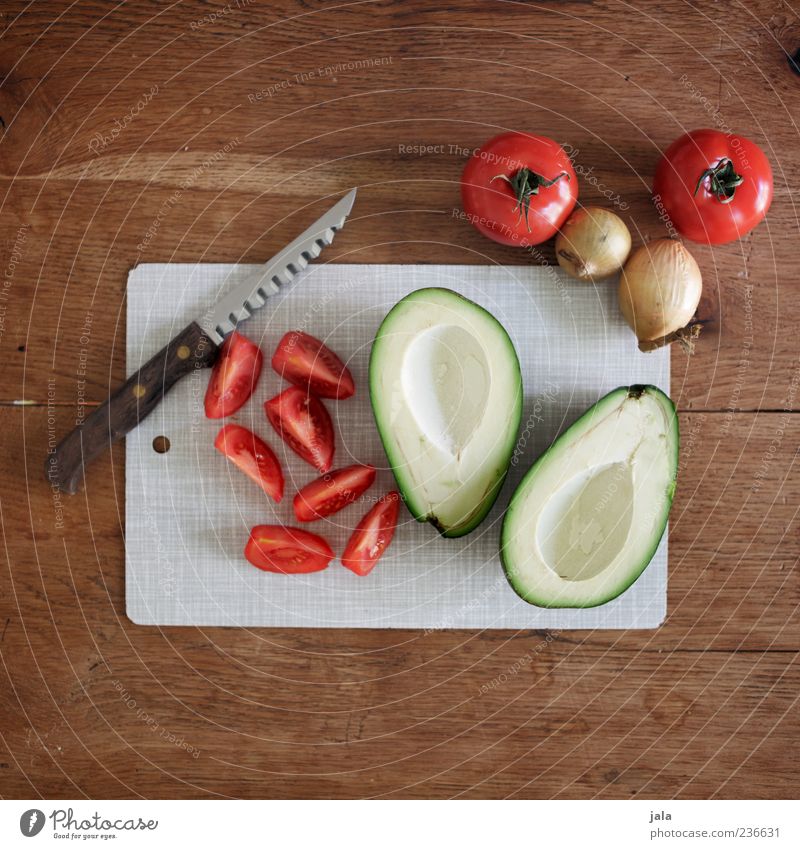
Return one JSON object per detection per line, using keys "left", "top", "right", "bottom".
{"left": 204, "top": 331, "right": 263, "bottom": 419}
{"left": 265, "top": 386, "right": 334, "bottom": 473}
{"left": 245, "top": 525, "right": 334, "bottom": 574}
{"left": 293, "top": 464, "right": 376, "bottom": 522}
{"left": 341, "top": 491, "right": 401, "bottom": 576}
{"left": 271, "top": 331, "right": 355, "bottom": 399}
{"left": 214, "top": 424, "right": 284, "bottom": 502}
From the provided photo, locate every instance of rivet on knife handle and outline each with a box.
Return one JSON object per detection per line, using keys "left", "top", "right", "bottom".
{"left": 45, "top": 322, "right": 218, "bottom": 494}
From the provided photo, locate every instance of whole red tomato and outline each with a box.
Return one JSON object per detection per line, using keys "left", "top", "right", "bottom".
{"left": 653, "top": 129, "right": 773, "bottom": 245}
{"left": 461, "top": 132, "right": 577, "bottom": 247}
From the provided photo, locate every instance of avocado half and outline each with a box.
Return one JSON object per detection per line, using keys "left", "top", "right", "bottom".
{"left": 369, "top": 287, "right": 523, "bottom": 537}
{"left": 501, "top": 385, "right": 678, "bottom": 608}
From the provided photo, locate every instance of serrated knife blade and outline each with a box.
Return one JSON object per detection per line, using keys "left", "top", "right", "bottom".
{"left": 199, "top": 188, "right": 357, "bottom": 344}
{"left": 48, "top": 189, "right": 358, "bottom": 494}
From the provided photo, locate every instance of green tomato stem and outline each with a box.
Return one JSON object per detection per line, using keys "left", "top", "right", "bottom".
{"left": 694, "top": 158, "right": 744, "bottom": 205}
{"left": 491, "top": 167, "right": 570, "bottom": 232}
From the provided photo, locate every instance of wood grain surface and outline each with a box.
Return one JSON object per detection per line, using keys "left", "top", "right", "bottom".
{"left": 0, "top": 0, "right": 798, "bottom": 799}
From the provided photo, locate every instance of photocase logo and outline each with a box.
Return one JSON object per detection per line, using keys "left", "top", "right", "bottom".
{"left": 14, "top": 807, "right": 159, "bottom": 837}
{"left": 19, "top": 809, "right": 46, "bottom": 837}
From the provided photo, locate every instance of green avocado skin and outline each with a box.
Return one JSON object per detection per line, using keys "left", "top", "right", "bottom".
{"left": 369, "top": 287, "right": 523, "bottom": 538}
{"left": 500, "top": 385, "right": 679, "bottom": 608}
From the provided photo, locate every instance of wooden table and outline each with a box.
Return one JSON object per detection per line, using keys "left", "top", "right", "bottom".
{"left": 1, "top": 0, "right": 797, "bottom": 799}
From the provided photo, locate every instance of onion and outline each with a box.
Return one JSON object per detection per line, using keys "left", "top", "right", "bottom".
{"left": 555, "top": 206, "right": 632, "bottom": 281}
{"left": 618, "top": 239, "right": 703, "bottom": 352}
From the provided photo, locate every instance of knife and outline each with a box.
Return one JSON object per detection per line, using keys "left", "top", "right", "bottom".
{"left": 47, "top": 189, "right": 357, "bottom": 495}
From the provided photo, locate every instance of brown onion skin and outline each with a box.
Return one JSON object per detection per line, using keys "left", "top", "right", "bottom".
{"left": 555, "top": 206, "right": 632, "bottom": 281}
{"left": 618, "top": 239, "right": 702, "bottom": 342}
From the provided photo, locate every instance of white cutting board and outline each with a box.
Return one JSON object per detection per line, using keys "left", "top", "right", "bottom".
{"left": 125, "top": 263, "right": 669, "bottom": 629}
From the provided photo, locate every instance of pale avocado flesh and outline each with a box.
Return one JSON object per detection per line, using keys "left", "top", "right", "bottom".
{"left": 501, "top": 385, "right": 678, "bottom": 607}
{"left": 369, "top": 288, "right": 523, "bottom": 537}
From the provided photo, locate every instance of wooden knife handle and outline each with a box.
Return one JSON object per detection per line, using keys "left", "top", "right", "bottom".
{"left": 46, "top": 321, "right": 219, "bottom": 494}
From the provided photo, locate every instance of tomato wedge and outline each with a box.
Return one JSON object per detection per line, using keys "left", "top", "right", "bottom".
{"left": 293, "top": 464, "right": 376, "bottom": 522}
{"left": 341, "top": 491, "right": 401, "bottom": 576}
{"left": 272, "top": 331, "right": 355, "bottom": 399}
{"left": 245, "top": 525, "right": 334, "bottom": 574}
{"left": 265, "top": 386, "right": 334, "bottom": 473}
{"left": 204, "top": 331, "right": 263, "bottom": 419}
{"left": 214, "top": 424, "right": 284, "bottom": 502}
